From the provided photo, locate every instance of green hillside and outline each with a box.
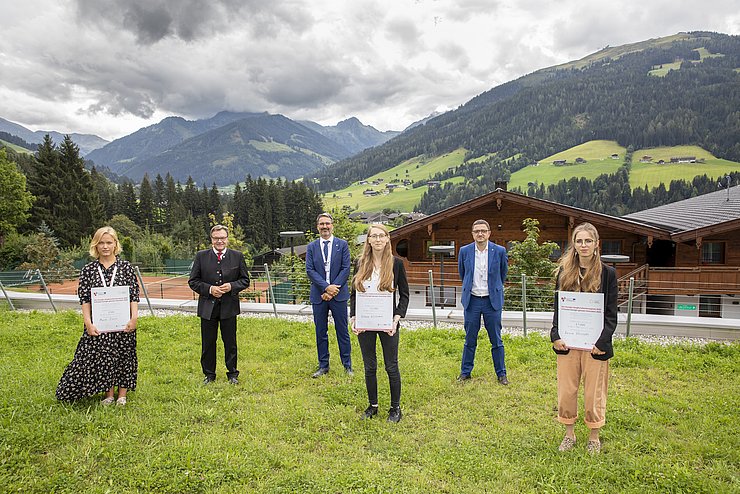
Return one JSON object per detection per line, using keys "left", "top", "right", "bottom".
{"left": 321, "top": 149, "right": 467, "bottom": 211}
{"left": 0, "top": 140, "right": 33, "bottom": 154}
{"left": 630, "top": 145, "right": 740, "bottom": 188}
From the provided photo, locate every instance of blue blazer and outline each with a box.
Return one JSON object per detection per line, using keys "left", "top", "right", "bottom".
{"left": 306, "top": 237, "right": 351, "bottom": 304}
{"left": 458, "top": 241, "right": 508, "bottom": 311}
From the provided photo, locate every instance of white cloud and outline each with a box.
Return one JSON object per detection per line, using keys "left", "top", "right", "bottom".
{"left": 0, "top": 0, "right": 737, "bottom": 140}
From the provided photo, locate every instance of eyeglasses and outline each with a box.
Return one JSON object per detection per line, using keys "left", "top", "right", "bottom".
{"left": 368, "top": 234, "right": 387, "bottom": 240}
{"left": 317, "top": 222, "right": 333, "bottom": 226}
{"left": 472, "top": 229, "right": 490, "bottom": 235}
{"left": 575, "top": 238, "right": 595, "bottom": 245}
{"left": 211, "top": 236, "right": 228, "bottom": 242}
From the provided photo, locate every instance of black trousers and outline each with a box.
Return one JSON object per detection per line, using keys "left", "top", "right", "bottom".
{"left": 200, "top": 302, "right": 238, "bottom": 379}
{"left": 357, "top": 329, "right": 401, "bottom": 408}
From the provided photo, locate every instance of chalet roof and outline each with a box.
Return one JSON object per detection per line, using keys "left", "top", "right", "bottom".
{"left": 623, "top": 185, "right": 740, "bottom": 239}
{"left": 390, "top": 188, "right": 669, "bottom": 239}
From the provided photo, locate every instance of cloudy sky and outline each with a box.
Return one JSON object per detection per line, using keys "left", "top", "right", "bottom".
{"left": 2, "top": 0, "right": 739, "bottom": 141}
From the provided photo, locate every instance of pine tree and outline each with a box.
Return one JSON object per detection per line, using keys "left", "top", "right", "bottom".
{"left": 139, "top": 174, "right": 155, "bottom": 228}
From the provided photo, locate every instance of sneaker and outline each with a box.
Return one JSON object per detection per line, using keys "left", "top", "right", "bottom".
{"left": 387, "top": 406, "right": 402, "bottom": 423}
{"left": 457, "top": 373, "right": 471, "bottom": 382}
{"left": 587, "top": 440, "right": 601, "bottom": 454}
{"left": 497, "top": 374, "right": 509, "bottom": 385}
{"left": 345, "top": 366, "right": 354, "bottom": 377}
{"left": 362, "top": 405, "right": 379, "bottom": 419}
{"left": 116, "top": 396, "right": 127, "bottom": 406}
{"left": 558, "top": 436, "right": 576, "bottom": 452}
{"left": 100, "top": 396, "right": 115, "bottom": 406}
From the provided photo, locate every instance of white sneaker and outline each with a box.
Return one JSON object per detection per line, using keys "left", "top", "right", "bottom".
{"left": 101, "top": 396, "right": 115, "bottom": 406}
{"left": 116, "top": 396, "right": 127, "bottom": 406}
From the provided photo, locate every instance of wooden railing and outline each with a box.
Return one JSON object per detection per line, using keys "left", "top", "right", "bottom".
{"left": 617, "top": 264, "right": 649, "bottom": 306}
{"left": 646, "top": 266, "right": 740, "bottom": 295}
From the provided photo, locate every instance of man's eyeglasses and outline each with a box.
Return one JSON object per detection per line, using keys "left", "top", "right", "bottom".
{"left": 368, "top": 234, "right": 387, "bottom": 240}
{"left": 472, "top": 229, "right": 489, "bottom": 235}
{"left": 211, "top": 236, "right": 228, "bottom": 242}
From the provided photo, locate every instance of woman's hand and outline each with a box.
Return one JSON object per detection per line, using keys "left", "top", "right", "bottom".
{"left": 85, "top": 323, "right": 100, "bottom": 337}
{"left": 124, "top": 318, "right": 137, "bottom": 333}
{"left": 351, "top": 317, "right": 364, "bottom": 335}
{"left": 591, "top": 345, "right": 605, "bottom": 355}
{"left": 386, "top": 316, "right": 400, "bottom": 336}
{"left": 553, "top": 339, "right": 567, "bottom": 351}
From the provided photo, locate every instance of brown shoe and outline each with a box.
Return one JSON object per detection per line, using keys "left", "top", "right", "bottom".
{"left": 587, "top": 440, "right": 601, "bottom": 454}
{"left": 558, "top": 436, "right": 576, "bottom": 452}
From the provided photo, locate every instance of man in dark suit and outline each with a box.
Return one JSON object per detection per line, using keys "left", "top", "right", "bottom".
{"left": 188, "top": 225, "right": 250, "bottom": 385}
{"left": 457, "top": 219, "right": 510, "bottom": 384}
{"left": 305, "top": 213, "right": 353, "bottom": 378}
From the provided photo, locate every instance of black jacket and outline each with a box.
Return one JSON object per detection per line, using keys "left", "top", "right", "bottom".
{"left": 551, "top": 263, "right": 618, "bottom": 360}
{"left": 350, "top": 257, "right": 410, "bottom": 319}
{"left": 188, "top": 248, "right": 250, "bottom": 320}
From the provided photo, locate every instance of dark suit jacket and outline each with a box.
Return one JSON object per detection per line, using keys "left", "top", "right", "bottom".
{"left": 551, "top": 263, "right": 618, "bottom": 360}
{"left": 350, "top": 257, "right": 410, "bottom": 319}
{"left": 458, "top": 241, "right": 508, "bottom": 311}
{"left": 306, "top": 237, "right": 351, "bottom": 304}
{"left": 188, "top": 248, "right": 250, "bottom": 320}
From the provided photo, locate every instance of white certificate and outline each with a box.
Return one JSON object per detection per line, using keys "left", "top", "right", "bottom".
{"left": 557, "top": 290, "right": 604, "bottom": 350}
{"left": 91, "top": 285, "right": 131, "bottom": 332}
{"left": 355, "top": 280, "right": 394, "bottom": 331}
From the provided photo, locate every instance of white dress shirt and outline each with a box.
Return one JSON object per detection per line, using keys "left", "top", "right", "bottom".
{"left": 471, "top": 245, "right": 489, "bottom": 297}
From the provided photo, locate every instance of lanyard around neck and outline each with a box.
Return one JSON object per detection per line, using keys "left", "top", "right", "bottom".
{"left": 97, "top": 263, "right": 118, "bottom": 287}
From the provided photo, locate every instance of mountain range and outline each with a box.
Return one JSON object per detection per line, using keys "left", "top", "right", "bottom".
{"left": 0, "top": 117, "right": 109, "bottom": 156}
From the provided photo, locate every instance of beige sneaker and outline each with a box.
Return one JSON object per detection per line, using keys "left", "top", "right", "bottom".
{"left": 116, "top": 396, "right": 127, "bottom": 406}
{"left": 101, "top": 396, "right": 115, "bottom": 406}
{"left": 558, "top": 436, "right": 576, "bottom": 452}
{"left": 587, "top": 440, "right": 601, "bottom": 454}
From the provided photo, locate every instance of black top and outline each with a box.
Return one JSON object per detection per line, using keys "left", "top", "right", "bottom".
{"left": 350, "top": 257, "right": 410, "bottom": 319}
{"left": 551, "top": 263, "right": 618, "bottom": 360}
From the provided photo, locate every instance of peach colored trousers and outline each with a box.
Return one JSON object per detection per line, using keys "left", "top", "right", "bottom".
{"left": 556, "top": 349, "right": 609, "bottom": 429}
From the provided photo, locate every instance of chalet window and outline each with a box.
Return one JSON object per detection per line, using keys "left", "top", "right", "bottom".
{"left": 425, "top": 240, "right": 455, "bottom": 259}
{"left": 549, "top": 241, "right": 565, "bottom": 261}
{"left": 699, "top": 295, "right": 721, "bottom": 318}
{"left": 601, "top": 240, "right": 622, "bottom": 256}
{"left": 701, "top": 242, "right": 725, "bottom": 264}
{"left": 395, "top": 239, "right": 409, "bottom": 258}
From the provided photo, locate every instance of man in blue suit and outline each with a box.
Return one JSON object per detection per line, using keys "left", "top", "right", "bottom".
{"left": 457, "top": 219, "right": 509, "bottom": 384}
{"left": 305, "top": 213, "right": 353, "bottom": 378}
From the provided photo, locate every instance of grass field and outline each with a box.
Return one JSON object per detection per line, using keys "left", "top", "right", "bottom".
{"left": 321, "top": 148, "right": 468, "bottom": 211}
{"left": 0, "top": 140, "right": 34, "bottom": 154}
{"left": 1, "top": 310, "right": 739, "bottom": 493}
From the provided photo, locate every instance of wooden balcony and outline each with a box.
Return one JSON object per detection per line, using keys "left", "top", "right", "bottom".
{"left": 645, "top": 266, "right": 740, "bottom": 295}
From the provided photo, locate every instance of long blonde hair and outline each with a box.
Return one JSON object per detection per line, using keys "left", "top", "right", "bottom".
{"left": 555, "top": 222, "right": 602, "bottom": 292}
{"left": 89, "top": 226, "right": 122, "bottom": 259}
{"left": 354, "top": 224, "right": 395, "bottom": 293}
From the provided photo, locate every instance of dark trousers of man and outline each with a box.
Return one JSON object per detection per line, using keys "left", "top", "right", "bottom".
{"left": 201, "top": 302, "right": 238, "bottom": 380}
{"left": 312, "top": 297, "right": 352, "bottom": 370}
{"left": 461, "top": 295, "right": 506, "bottom": 377}
{"left": 358, "top": 330, "right": 401, "bottom": 408}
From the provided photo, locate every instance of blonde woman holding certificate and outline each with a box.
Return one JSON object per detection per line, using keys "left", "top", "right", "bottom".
{"left": 350, "top": 224, "right": 409, "bottom": 423}
{"left": 56, "top": 227, "right": 139, "bottom": 406}
{"left": 551, "top": 222, "right": 617, "bottom": 454}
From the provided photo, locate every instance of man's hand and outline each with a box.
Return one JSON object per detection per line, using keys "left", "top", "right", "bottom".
{"left": 321, "top": 292, "right": 333, "bottom": 301}
{"left": 210, "top": 285, "right": 224, "bottom": 298}
{"left": 325, "top": 284, "right": 340, "bottom": 297}
{"left": 220, "top": 282, "right": 232, "bottom": 293}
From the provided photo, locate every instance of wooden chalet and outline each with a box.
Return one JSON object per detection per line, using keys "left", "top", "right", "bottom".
{"left": 388, "top": 183, "right": 740, "bottom": 318}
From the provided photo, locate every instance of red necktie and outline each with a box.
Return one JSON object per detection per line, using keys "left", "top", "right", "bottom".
{"left": 217, "top": 251, "right": 223, "bottom": 261}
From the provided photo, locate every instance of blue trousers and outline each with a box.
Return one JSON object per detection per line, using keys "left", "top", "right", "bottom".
{"left": 312, "top": 297, "right": 352, "bottom": 370}
{"left": 461, "top": 295, "right": 506, "bottom": 377}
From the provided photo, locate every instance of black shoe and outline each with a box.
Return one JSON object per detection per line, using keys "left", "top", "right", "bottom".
{"left": 228, "top": 376, "right": 239, "bottom": 385}
{"left": 203, "top": 377, "right": 215, "bottom": 385}
{"left": 498, "top": 374, "right": 509, "bottom": 385}
{"left": 457, "top": 373, "right": 471, "bottom": 382}
{"left": 387, "top": 406, "right": 402, "bottom": 423}
{"left": 362, "top": 405, "right": 378, "bottom": 419}
{"left": 345, "top": 366, "right": 354, "bottom": 376}
{"left": 312, "top": 367, "right": 329, "bottom": 378}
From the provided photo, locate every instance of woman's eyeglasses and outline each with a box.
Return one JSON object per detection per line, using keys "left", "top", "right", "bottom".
{"left": 368, "top": 234, "right": 387, "bottom": 240}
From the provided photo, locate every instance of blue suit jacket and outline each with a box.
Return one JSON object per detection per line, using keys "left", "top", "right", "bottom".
{"left": 306, "top": 237, "right": 351, "bottom": 304}
{"left": 458, "top": 241, "right": 508, "bottom": 310}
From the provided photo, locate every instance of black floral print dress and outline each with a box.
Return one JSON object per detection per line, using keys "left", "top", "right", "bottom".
{"left": 56, "top": 257, "right": 140, "bottom": 401}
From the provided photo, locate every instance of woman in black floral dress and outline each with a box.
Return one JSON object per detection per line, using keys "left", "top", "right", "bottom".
{"left": 56, "top": 226, "right": 140, "bottom": 405}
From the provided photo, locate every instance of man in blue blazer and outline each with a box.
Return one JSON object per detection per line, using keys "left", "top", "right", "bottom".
{"left": 305, "top": 213, "right": 353, "bottom": 377}
{"left": 457, "top": 219, "right": 509, "bottom": 384}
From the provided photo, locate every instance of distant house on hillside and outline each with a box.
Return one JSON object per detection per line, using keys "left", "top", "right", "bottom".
{"left": 552, "top": 159, "right": 567, "bottom": 165}
{"left": 640, "top": 156, "right": 652, "bottom": 163}
{"left": 427, "top": 181, "right": 441, "bottom": 188}
{"left": 670, "top": 156, "right": 696, "bottom": 163}
{"left": 363, "top": 189, "right": 380, "bottom": 196}
{"left": 386, "top": 183, "right": 399, "bottom": 189}
{"left": 657, "top": 159, "right": 666, "bottom": 164}
{"left": 575, "top": 157, "right": 586, "bottom": 164}
{"left": 610, "top": 153, "right": 619, "bottom": 159}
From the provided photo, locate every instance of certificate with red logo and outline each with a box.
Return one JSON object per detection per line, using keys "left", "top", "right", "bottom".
{"left": 91, "top": 285, "right": 130, "bottom": 332}
{"left": 355, "top": 280, "right": 394, "bottom": 331}
{"left": 557, "top": 291, "right": 604, "bottom": 350}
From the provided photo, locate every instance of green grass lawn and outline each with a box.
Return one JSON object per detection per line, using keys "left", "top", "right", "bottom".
{"left": 1, "top": 310, "right": 738, "bottom": 493}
